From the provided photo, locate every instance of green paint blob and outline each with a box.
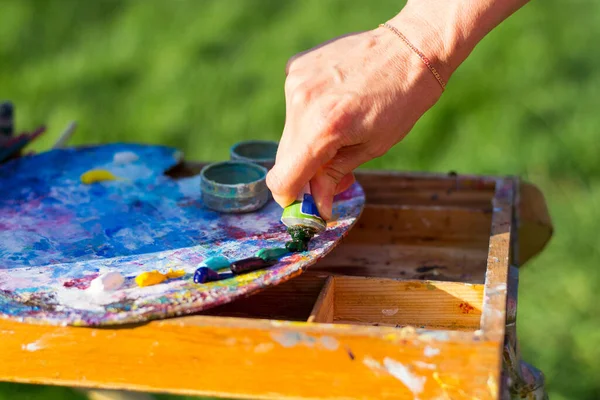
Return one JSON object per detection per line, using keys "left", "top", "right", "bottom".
{"left": 285, "top": 240, "right": 308, "bottom": 252}
{"left": 203, "top": 256, "right": 231, "bottom": 271}
{"left": 256, "top": 247, "right": 289, "bottom": 261}
{"left": 284, "top": 226, "right": 316, "bottom": 253}
{"left": 287, "top": 226, "right": 316, "bottom": 242}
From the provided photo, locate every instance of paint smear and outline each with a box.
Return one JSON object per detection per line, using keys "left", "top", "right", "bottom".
{"left": 319, "top": 336, "right": 339, "bottom": 351}
{"left": 271, "top": 332, "right": 338, "bottom": 351}
{"left": 383, "top": 357, "right": 426, "bottom": 395}
{"left": 22, "top": 341, "right": 43, "bottom": 352}
{"left": 80, "top": 169, "right": 121, "bottom": 184}
{"left": 424, "top": 346, "right": 440, "bottom": 357}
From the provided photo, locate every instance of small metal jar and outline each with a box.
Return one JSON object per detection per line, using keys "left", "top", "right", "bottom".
{"left": 200, "top": 161, "right": 269, "bottom": 213}
{"left": 230, "top": 140, "right": 278, "bottom": 169}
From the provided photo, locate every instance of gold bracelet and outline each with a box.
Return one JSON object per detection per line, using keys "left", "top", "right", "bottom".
{"left": 379, "top": 22, "right": 446, "bottom": 92}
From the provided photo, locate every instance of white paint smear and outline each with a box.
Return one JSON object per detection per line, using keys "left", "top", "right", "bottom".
{"left": 413, "top": 361, "right": 436, "bottom": 370}
{"left": 88, "top": 271, "right": 125, "bottom": 293}
{"left": 424, "top": 346, "right": 440, "bottom": 357}
{"left": 383, "top": 357, "right": 426, "bottom": 395}
{"left": 22, "top": 341, "right": 43, "bottom": 352}
{"left": 319, "top": 336, "right": 339, "bottom": 351}
{"left": 112, "top": 151, "right": 139, "bottom": 164}
{"left": 381, "top": 308, "right": 399, "bottom": 316}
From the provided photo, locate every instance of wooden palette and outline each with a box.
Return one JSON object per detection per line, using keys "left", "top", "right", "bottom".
{"left": 0, "top": 144, "right": 364, "bottom": 326}
{"left": 0, "top": 166, "right": 553, "bottom": 399}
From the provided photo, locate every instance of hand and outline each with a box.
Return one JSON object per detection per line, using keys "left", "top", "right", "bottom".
{"left": 266, "top": 25, "right": 444, "bottom": 220}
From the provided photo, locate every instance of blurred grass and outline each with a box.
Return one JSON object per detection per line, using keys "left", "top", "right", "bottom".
{"left": 1, "top": 0, "right": 599, "bottom": 399}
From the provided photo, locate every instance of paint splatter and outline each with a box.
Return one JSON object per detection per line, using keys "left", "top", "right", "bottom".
{"left": 424, "top": 346, "right": 440, "bottom": 357}
{"left": 319, "top": 336, "right": 339, "bottom": 351}
{"left": 21, "top": 341, "right": 43, "bottom": 352}
{"left": 383, "top": 357, "right": 426, "bottom": 395}
{"left": 80, "top": 169, "right": 121, "bottom": 184}
{"left": 346, "top": 347, "right": 355, "bottom": 360}
{"left": 459, "top": 302, "right": 475, "bottom": 314}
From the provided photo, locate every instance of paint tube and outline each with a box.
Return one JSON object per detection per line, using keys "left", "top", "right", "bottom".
{"left": 280, "top": 183, "right": 326, "bottom": 233}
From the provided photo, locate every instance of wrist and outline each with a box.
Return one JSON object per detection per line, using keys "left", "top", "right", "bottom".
{"left": 387, "top": 0, "right": 530, "bottom": 85}
{"left": 386, "top": 6, "right": 462, "bottom": 85}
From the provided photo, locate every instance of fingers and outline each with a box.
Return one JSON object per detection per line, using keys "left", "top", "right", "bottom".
{"left": 310, "top": 146, "right": 369, "bottom": 220}
{"left": 267, "top": 124, "right": 337, "bottom": 208}
{"left": 335, "top": 172, "right": 355, "bottom": 194}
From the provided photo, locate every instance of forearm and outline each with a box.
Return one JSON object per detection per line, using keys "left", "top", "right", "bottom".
{"left": 388, "top": 0, "right": 531, "bottom": 82}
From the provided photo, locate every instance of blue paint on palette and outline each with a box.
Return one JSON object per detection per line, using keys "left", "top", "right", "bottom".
{"left": 0, "top": 143, "right": 365, "bottom": 326}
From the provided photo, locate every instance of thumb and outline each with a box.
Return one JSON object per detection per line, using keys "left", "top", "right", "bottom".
{"left": 310, "top": 146, "right": 369, "bottom": 220}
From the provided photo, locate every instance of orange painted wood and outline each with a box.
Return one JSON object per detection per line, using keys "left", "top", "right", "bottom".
{"left": 0, "top": 316, "right": 500, "bottom": 400}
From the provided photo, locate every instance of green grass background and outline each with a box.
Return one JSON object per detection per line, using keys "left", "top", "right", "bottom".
{"left": 1, "top": 0, "right": 598, "bottom": 399}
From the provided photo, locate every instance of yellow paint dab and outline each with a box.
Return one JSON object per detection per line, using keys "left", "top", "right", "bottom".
{"left": 80, "top": 169, "right": 121, "bottom": 184}
{"left": 135, "top": 269, "right": 186, "bottom": 287}
{"left": 165, "top": 268, "right": 185, "bottom": 279}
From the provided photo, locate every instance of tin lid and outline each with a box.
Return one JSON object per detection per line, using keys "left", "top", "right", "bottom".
{"left": 200, "top": 161, "right": 270, "bottom": 213}
{"left": 230, "top": 140, "right": 278, "bottom": 169}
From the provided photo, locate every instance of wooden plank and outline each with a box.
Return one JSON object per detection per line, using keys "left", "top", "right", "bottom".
{"left": 313, "top": 243, "right": 488, "bottom": 283}
{"left": 480, "top": 178, "right": 513, "bottom": 342}
{"left": 354, "top": 170, "right": 495, "bottom": 208}
{"left": 331, "top": 277, "right": 484, "bottom": 330}
{"left": 307, "top": 277, "right": 334, "bottom": 323}
{"left": 0, "top": 316, "right": 501, "bottom": 400}
{"left": 340, "top": 206, "right": 492, "bottom": 247}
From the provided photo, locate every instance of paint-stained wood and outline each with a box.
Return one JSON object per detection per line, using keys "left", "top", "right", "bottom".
{"left": 0, "top": 316, "right": 500, "bottom": 400}
{"left": 0, "top": 166, "right": 555, "bottom": 400}
{"left": 480, "top": 179, "right": 514, "bottom": 343}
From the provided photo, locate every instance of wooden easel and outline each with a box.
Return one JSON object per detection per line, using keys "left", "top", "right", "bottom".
{"left": 0, "top": 165, "right": 552, "bottom": 399}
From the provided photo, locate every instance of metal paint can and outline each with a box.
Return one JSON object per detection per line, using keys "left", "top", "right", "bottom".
{"left": 200, "top": 161, "right": 269, "bottom": 213}
{"left": 230, "top": 140, "right": 278, "bottom": 169}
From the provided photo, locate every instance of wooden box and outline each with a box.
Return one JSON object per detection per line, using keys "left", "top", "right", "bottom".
{"left": 0, "top": 167, "right": 553, "bottom": 400}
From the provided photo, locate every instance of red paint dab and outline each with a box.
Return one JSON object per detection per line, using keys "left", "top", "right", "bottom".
{"left": 459, "top": 302, "right": 474, "bottom": 314}
{"left": 63, "top": 275, "right": 98, "bottom": 290}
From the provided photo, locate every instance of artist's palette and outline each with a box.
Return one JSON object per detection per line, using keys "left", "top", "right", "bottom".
{"left": 0, "top": 144, "right": 364, "bottom": 326}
